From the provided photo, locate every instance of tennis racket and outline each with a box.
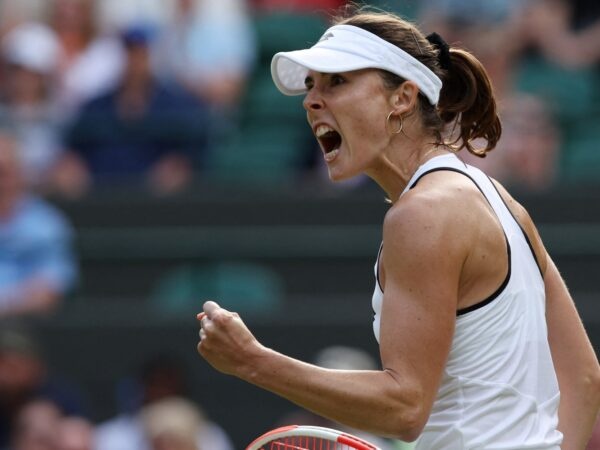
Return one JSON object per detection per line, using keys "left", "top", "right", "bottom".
{"left": 246, "top": 425, "right": 382, "bottom": 450}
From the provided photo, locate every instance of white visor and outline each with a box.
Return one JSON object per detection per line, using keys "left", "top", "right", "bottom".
{"left": 271, "top": 24, "right": 442, "bottom": 105}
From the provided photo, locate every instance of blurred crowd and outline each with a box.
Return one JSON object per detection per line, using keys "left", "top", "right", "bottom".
{"left": 0, "top": 0, "right": 596, "bottom": 198}
{"left": 0, "top": 324, "right": 237, "bottom": 450}
{"left": 0, "top": 0, "right": 597, "bottom": 318}
{"left": 416, "top": 0, "right": 600, "bottom": 190}
{"left": 0, "top": 323, "right": 419, "bottom": 450}
{"left": 0, "top": 0, "right": 258, "bottom": 198}
{"left": 1, "top": 324, "right": 599, "bottom": 449}
{"left": 0, "top": 0, "right": 599, "bottom": 448}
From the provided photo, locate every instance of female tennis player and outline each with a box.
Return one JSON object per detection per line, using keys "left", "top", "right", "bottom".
{"left": 196, "top": 8, "right": 600, "bottom": 449}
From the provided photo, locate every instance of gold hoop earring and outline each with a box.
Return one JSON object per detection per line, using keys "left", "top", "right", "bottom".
{"left": 386, "top": 110, "right": 403, "bottom": 135}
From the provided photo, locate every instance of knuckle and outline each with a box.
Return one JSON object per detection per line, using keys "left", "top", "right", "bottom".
{"left": 221, "top": 313, "right": 234, "bottom": 324}
{"left": 213, "top": 311, "right": 232, "bottom": 325}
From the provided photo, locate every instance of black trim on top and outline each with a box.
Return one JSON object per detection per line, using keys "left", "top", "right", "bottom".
{"left": 375, "top": 242, "right": 384, "bottom": 293}
{"left": 409, "top": 166, "right": 512, "bottom": 317}
{"left": 409, "top": 167, "right": 469, "bottom": 191}
{"left": 457, "top": 238, "right": 512, "bottom": 316}
{"left": 486, "top": 176, "right": 544, "bottom": 279}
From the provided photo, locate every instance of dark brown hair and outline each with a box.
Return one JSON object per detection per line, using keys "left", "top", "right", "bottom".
{"left": 333, "top": 9, "right": 502, "bottom": 157}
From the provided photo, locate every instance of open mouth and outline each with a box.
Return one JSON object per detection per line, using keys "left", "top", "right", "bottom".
{"left": 315, "top": 125, "right": 342, "bottom": 154}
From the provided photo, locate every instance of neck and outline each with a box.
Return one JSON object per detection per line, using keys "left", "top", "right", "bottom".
{"left": 367, "top": 139, "right": 450, "bottom": 202}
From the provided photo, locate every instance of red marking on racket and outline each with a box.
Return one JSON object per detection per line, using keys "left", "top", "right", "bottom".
{"left": 246, "top": 425, "right": 381, "bottom": 450}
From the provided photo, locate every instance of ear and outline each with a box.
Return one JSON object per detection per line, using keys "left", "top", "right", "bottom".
{"left": 389, "top": 81, "right": 420, "bottom": 114}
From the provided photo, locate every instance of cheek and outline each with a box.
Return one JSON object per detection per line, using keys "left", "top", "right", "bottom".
{"left": 341, "top": 90, "right": 388, "bottom": 141}
{"left": 344, "top": 107, "right": 387, "bottom": 154}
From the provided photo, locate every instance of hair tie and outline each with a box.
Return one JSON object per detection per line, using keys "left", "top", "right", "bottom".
{"left": 426, "top": 32, "right": 451, "bottom": 71}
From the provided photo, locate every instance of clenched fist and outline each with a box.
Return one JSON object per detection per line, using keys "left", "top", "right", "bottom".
{"left": 197, "top": 301, "right": 266, "bottom": 377}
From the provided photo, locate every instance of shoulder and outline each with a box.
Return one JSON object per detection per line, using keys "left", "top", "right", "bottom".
{"left": 385, "top": 171, "right": 483, "bottom": 245}
{"left": 23, "top": 196, "right": 72, "bottom": 234}
{"left": 153, "top": 83, "right": 209, "bottom": 113}
{"left": 26, "top": 196, "right": 63, "bottom": 216}
{"left": 489, "top": 178, "right": 548, "bottom": 274}
{"left": 383, "top": 180, "right": 479, "bottom": 285}
{"left": 76, "top": 89, "right": 117, "bottom": 114}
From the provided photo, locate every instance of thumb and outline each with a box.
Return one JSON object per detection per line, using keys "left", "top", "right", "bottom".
{"left": 203, "top": 300, "right": 221, "bottom": 319}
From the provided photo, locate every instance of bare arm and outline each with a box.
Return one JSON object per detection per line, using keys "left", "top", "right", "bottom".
{"left": 198, "top": 304, "right": 427, "bottom": 440}
{"left": 197, "top": 195, "right": 460, "bottom": 441}
{"left": 492, "top": 180, "right": 600, "bottom": 448}
{"left": 544, "top": 257, "right": 600, "bottom": 450}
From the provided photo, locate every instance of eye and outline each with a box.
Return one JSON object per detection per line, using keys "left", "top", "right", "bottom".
{"left": 330, "top": 74, "right": 345, "bottom": 86}
{"left": 304, "top": 76, "right": 314, "bottom": 90}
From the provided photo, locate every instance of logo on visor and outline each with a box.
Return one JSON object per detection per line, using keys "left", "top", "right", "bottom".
{"left": 319, "top": 32, "right": 334, "bottom": 42}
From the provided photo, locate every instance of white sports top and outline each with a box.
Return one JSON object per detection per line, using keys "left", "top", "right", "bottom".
{"left": 371, "top": 154, "right": 562, "bottom": 449}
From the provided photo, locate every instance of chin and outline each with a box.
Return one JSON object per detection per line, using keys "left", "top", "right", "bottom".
{"left": 327, "top": 166, "right": 359, "bottom": 183}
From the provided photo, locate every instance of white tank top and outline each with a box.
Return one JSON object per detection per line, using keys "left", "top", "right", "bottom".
{"left": 371, "top": 154, "right": 562, "bottom": 449}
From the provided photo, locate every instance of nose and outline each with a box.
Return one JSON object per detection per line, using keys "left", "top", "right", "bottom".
{"left": 303, "top": 89, "right": 324, "bottom": 112}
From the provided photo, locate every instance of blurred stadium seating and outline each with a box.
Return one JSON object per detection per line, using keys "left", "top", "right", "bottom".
{"left": 30, "top": 181, "right": 600, "bottom": 448}
{"left": 514, "top": 56, "right": 600, "bottom": 182}
{"left": 2, "top": 2, "right": 599, "bottom": 447}
{"left": 207, "top": 11, "right": 327, "bottom": 183}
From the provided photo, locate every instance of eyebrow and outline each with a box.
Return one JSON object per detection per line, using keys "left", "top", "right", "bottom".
{"left": 304, "top": 72, "right": 333, "bottom": 83}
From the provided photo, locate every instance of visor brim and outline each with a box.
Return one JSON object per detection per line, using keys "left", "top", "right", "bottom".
{"left": 271, "top": 48, "right": 376, "bottom": 96}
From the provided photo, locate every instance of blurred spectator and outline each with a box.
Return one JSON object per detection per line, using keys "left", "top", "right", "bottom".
{"left": 51, "top": 24, "right": 210, "bottom": 198}
{"left": 0, "top": 22, "right": 66, "bottom": 188}
{"left": 312, "top": 345, "right": 379, "bottom": 372}
{"left": 8, "top": 397, "right": 93, "bottom": 450}
{"left": 514, "top": 0, "right": 600, "bottom": 183}
{"left": 277, "top": 346, "right": 404, "bottom": 450}
{"left": 419, "top": 0, "right": 527, "bottom": 96}
{"left": 249, "top": 0, "right": 347, "bottom": 14}
{"left": 9, "top": 397, "right": 62, "bottom": 450}
{"left": 49, "top": 0, "right": 125, "bottom": 121}
{"left": 94, "top": 0, "right": 169, "bottom": 33}
{"left": 523, "top": 0, "right": 600, "bottom": 69}
{"left": 418, "top": 1, "right": 567, "bottom": 190}
{"left": 56, "top": 416, "right": 94, "bottom": 450}
{"left": 461, "top": 94, "right": 561, "bottom": 191}
{"left": 154, "top": 0, "right": 257, "bottom": 110}
{"left": 0, "top": 129, "right": 77, "bottom": 318}
{"left": 94, "top": 354, "right": 233, "bottom": 450}
{"left": 0, "top": 326, "right": 88, "bottom": 448}
{"left": 0, "top": 0, "right": 48, "bottom": 36}
{"left": 141, "top": 397, "right": 204, "bottom": 450}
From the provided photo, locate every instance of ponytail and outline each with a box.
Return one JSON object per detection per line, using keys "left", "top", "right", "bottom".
{"left": 437, "top": 49, "right": 502, "bottom": 157}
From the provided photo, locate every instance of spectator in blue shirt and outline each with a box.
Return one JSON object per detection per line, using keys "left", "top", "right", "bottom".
{"left": 51, "top": 24, "right": 211, "bottom": 198}
{"left": 0, "top": 128, "right": 77, "bottom": 318}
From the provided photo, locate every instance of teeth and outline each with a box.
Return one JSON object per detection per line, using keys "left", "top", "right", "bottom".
{"left": 315, "top": 125, "right": 335, "bottom": 137}
{"left": 324, "top": 149, "right": 339, "bottom": 162}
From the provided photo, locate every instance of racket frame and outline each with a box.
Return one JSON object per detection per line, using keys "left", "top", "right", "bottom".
{"left": 246, "top": 425, "right": 382, "bottom": 450}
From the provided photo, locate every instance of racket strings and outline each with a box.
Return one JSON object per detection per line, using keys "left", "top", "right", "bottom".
{"left": 264, "top": 437, "right": 351, "bottom": 449}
